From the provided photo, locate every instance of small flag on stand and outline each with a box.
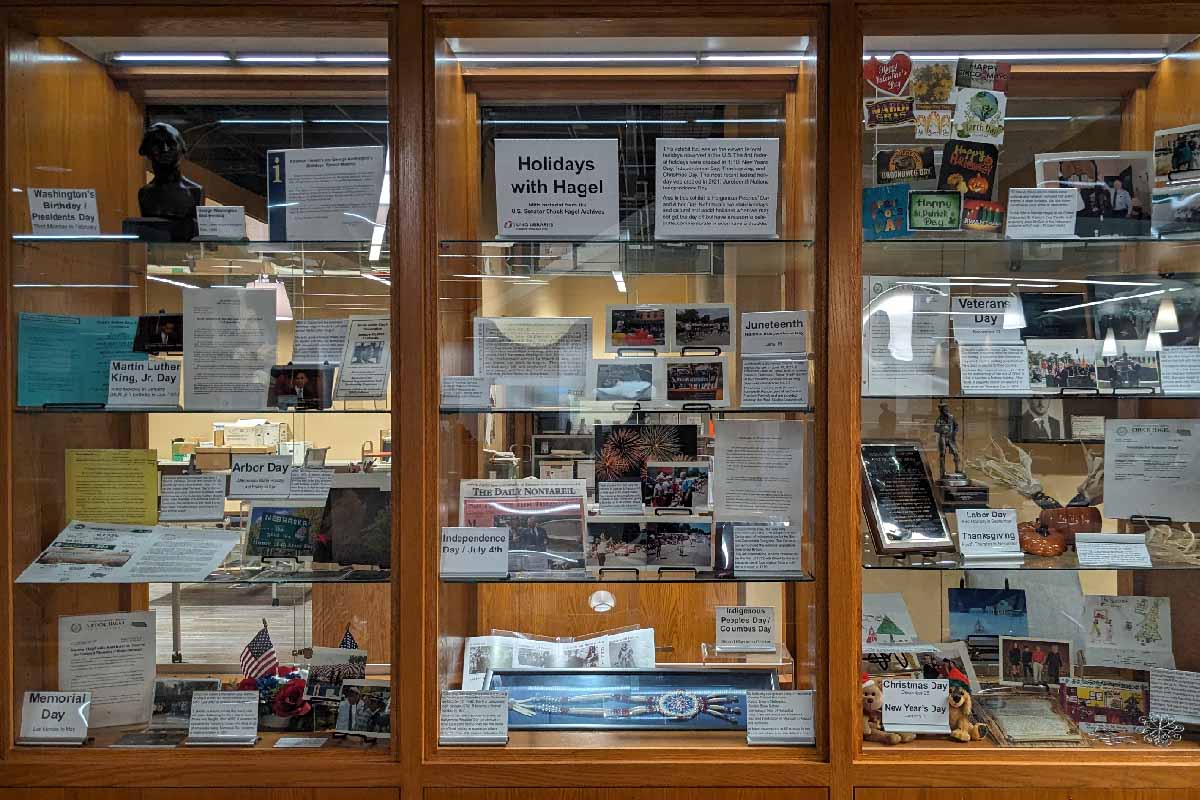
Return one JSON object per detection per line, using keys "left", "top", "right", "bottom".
{"left": 339, "top": 626, "right": 359, "bottom": 650}
{"left": 241, "top": 619, "right": 278, "bottom": 678}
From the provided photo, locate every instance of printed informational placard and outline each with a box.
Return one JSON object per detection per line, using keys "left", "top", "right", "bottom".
{"left": 159, "top": 474, "right": 227, "bottom": 522}
{"left": 441, "top": 376, "right": 492, "bottom": 408}
{"left": 716, "top": 606, "right": 776, "bottom": 653}
{"left": 19, "top": 691, "right": 91, "bottom": 745}
{"left": 1150, "top": 668, "right": 1200, "bottom": 725}
{"left": 288, "top": 467, "right": 334, "bottom": 501}
{"left": 186, "top": 691, "right": 259, "bottom": 746}
{"left": 741, "top": 357, "right": 809, "bottom": 408}
{"left": 274, "top": 737, "right": 326, "bottom": 748}
{"left": 1084, "top": 595, "right": 1174, "bottom": 670}
{"left": 266, "top": 146, "right": 386, "bottom": 241}
{"left": 714, "top": 420, "right": 805, "bottom": 527}
{"left": 1104, "top": 420, "right": 1200, "bottom": 520}
{"left": 863, "top": 276, "right": 951, "bottom": 395}
{"left": 66, "top": 449, "right": 158, "bottom": 525}
{"left": 597, "top": 481, "right": 644, "bottom": 515}
{"left": 1075, "top": 533, "right": 1153, "bottom": 568}
{"left": 733, "top": 522, "right": 803, "bottom": 576}
{"left": 107, "top": 358, "right": 180, "bottom": 408}
{"left": 741, "top": 311, "right": 807, "bottom": 355}
{"left": 881, "top": 678, "right": 950, "bottom": 734}
{"left": 958, "top": 343, "right": 1032, "bottom": 395}
{"left": 440, "top": 527, "right": 509, "bottom": 579}
{"left": 655, "top": 138, "right": 779, "bottom": 238}
{"left": 1160, "top": 346, "right": 1200, "bottom": 394}
{"left": 291, "top": 318, "right": 350, "bottom": 365}
{"left": 59, "top": 611, "right": 154, "bottom": 728}
{"left": 229, "top": 455, "right": 293, "bottom": 498}
{"left": 1005, "top": 188, "right": 1078, "bottom": 238}
{"left": 908, "top": 191, "right": 962, "bottom": 230}
{"left": 955, "top": 508, "right": 1022, "bottom": 560}
{"left": 334, "top": 315, "right": 390, "bottom": 400}
{"left": 17, "top": 313, "right": 141, "bottom": 407}
{"left": 746, "top": 690, "right": 815, "bottom": 745}
{"left": 27, "top": 188, "right": 99, "bottom": 236}
{"left": 183, "top": 288, "right": 276, "bottom": 411}
{"left": 473, "top": 317, "right": 591, "bottom": 387}
{"left": 494, "top": 139, "right": 619, "bottom": 238}
{"left": 439, "top": 690, "right": 509, "bottom": 745}
{"left": 196, "top": 205, "right": 245, "bottom": 240}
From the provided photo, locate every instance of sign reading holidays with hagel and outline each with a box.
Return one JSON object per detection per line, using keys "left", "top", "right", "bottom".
{"left": 494, "top": 139, "right": 619, "bottom": 238}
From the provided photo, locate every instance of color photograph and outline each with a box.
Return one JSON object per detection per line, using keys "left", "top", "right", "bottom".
{"left": 999, "top": 636, "right": 1072, "bottom": 687}
{"left": 1026, "top": 338, "right": 1099, "bottom": 392}
{"left": 606, "top": 304, "right": 667, "bottom": 351}
{"left": 1034, "top": 151, "right": 1153, "bottom": 237}
{"left": 335, "top": 680, "right": 390, "bottom": 738}
{"left": 948, "top": 587, "right": 1029, "bottom": 640}
{"left": 670, "top": 304, "right": 733, "bottom": 350}
{"left": 586, "top": 519, "right": 648, "bottom": 569}
{"left": 664, "top": 357, "right": 727, "bottom": 405}
{"left": 643, "top": 462, "right": 710, "bottom": 509}
{"left": 645, "top": 520, "right": 713, "bottom": 568}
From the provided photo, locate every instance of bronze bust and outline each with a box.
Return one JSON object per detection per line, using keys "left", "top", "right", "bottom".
{"left": 136, "top": 123, "right": 203, "bottom": 241}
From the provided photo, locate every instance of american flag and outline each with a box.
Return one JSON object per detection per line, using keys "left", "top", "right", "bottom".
{"left": 339, "top": 628, "right": 359, "bottom": 650}
{"left": 241, "top": 623, "right": 278, "bottom": 678}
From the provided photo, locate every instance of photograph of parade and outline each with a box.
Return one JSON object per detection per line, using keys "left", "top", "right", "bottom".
{"left": 665, "top": 358, "right": 726, "bottom": 403}
{"left": 643, "top": 462, "right": 710, "bottom": 509}
{"left": 1026, "top": 339, "right": 1098, "bottom": 391}
{"left": 671, "top": 304, "right": 733, "bottom": 349}
{"left": 608, "top": 305, "right": 667, "bottom": 349}
{"left": 586, "top": 520, "right": 647, "bottom": 569}
{"left": 645, "top": 521, "right": 713, "bottom": 568}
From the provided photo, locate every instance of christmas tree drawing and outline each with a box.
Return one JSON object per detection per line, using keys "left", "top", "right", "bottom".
{"left": 876, "top": 615, "right": 906, "bottom": 643}
{"left": 1136, "top": 600, "right": 1163, "bottom": 646}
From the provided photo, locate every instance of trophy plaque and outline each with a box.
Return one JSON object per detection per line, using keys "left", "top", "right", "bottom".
{"left": 860, "top": 440, "right": 954, "bottom": 554}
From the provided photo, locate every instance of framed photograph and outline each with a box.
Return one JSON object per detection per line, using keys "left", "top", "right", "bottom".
{"left": 459, "top": 479, "right": 587, "bottom": 574}
{"left": 1025, "top": 338, "right": 1099, "bottom": 392}
{"left": 149, "top": 678, "right": 220, "bottom": 730}
{"left": 334, "top": 679, "right": 390, "bottom": 739}
{"left": 999, "top": 636, "right": 1072, "bottom": 687}
{"left": 133, "top": 313, "right": 183, "bottom": 354}
{"left": 1034, "top": 151, "right": 1153, "bottom": 237}
{"left": 918, "top": 642, "right": 981, "bottom": 693}
{"left": 245, "top": 501, "right": 325, "bottom": 560}
{"left": 267, "top": 365, "right": 334, "bottom": 410}
{"left": 1153, "top": 122, "right": 1200, "bottom": 185}
{"left": 304, "top": 645, "right": 368, "bottom": 700}
{"left": 316, "top": 473, "right": 392, "bottom": 567}
{"left": 948, "top": 588, "right": 1029, "bottom": 640}
{"left": 605, "top": 305, "right": 667, "bottom": 352}
{"left": 860, "top": 441, "right": 953, "bottom": 554}
{"left": 586, "top": 358, "right": 660, "bottom": 402}
{"left": 668, "top": 303, "right": 734, "bottom": 351}
{"left": 663, "top": 356, "right": 729, "bottom": 408}
{"left": 484, "top": 668, "right": 778, "bottom": 731}
{"left": 644, "top": 461, "right": 710, "bottom": 510}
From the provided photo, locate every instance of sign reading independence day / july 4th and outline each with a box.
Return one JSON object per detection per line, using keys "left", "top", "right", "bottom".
{"left": 494, "top": 140, "right": 619, "bottom": 238}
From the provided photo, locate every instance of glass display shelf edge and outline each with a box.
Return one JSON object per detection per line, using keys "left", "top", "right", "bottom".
{"left": 439, "top": 405, "right": 815, "bottom": 415}
{"left": 441, "top": 571, "right": 814, "bottom": 585}
{"left": 16, "top": 407, "right": 391, "bottom": 415}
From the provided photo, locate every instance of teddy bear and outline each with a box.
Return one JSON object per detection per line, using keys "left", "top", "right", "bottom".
{"left": 862, "top": 674, "right": 915, "bottom": 745}
{"left": 946, "top": 667, "right": 988, "bottom": 743}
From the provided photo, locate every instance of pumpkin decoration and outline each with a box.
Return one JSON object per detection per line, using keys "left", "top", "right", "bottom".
{"left": 1019, "top": 520, "right": 1068, "bottom": 557}
{"left": 1038, "top": 506, "right": 1102, "bottom": 547}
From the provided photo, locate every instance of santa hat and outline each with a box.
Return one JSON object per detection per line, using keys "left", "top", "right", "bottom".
{"left": 862, "top": 672, "right": 877, "bottom": 689}
{"left": 946, "top": 667, "right": 970, "bottom": 692}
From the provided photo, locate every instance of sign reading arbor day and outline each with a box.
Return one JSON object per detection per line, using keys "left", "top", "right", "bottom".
{"left": 655, "top": 138, "right": 779, "bottom": 239}
{"left": 27, "top": 188, "right": 100, "bottom": 236}
{"left": 494, "top": 139, "right": 619, "bottom": 238}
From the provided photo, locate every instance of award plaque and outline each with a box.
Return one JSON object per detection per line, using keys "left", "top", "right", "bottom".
{"left": 860, "top": 440, "right": 954, "bottom": 554}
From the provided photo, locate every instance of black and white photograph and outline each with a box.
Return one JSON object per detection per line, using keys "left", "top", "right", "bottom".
{"left": 670, "top": 304, "right": 733, "bottom": 350}
{"left": 999, "top": 637, "right": 1073, "bottom": 688}
{"left": 643, "top": 462, "right": 710, "bottom": 509}
{"left": 1089, "top": 277, "right": 1200, "bottom": 346}
{"left": 1014, "top": 397, "right": 1065, "bottom": 441}
{"left": 304, "top": 645, "right": 368, "bottom": 700}
{"left": 133, "top": 313, "right": 184, "bottom": 354}
{"left": 335, "top": 679, "right": 390, "bottom": 738}
{"left": 606, "top": 304, "right": 667, "bottom": 351}
{"left": 586, "top": 519, "right": 648, "bottom": 569}
{"left": 149, "top": 678, "right": 220, "bottom": 730}
{"left": 645, "top": 520, "right": 713, "bottom": 568}
{"left": 1026, "top": 339, "right": 1098, "bottom": 392}
{"left": 1013, "top": 292, "right": 1092, "bottom": 339}
{"left": 351, "top": 341, "right": 385, "bottom": 364}
{"left": 589, "top": 358, "right": 656, "bottom": 402}
{"left": 1034, "top": 151, "right": 1153, "bottom": 237}
{"left": 562, "top": 642, "right": 602, "bottom": 668}
{"left": 467, "top": 640, "right": 513, "bottom": 677}
{"left": 608, "top": 638, "right": 640, "bottom": 668}
{"left": 1098, "top": 341, "right": 1161, "bottom": 391}
{"left": 516, "top": 645, "right": 555, "bottom": 669}
{"left": 1008, "top": 397, "right": 1110, "bottom": 443}
{"left": 664, "top": 357, "right": 728, "bottom": 406}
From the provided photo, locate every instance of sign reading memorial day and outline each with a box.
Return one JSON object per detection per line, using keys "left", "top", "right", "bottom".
{"left": 655, "top": 138, "right": 779, "bottom": 238}
{"left": 27, "top": 188, "right": 100, "bottom": 236}
{"left": 494, "top": 139, "right": 619, "bottom": 238}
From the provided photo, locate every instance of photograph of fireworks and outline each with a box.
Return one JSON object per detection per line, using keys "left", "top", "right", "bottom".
{"left": 593, "top": 425, "right": 699, "bottom": 503}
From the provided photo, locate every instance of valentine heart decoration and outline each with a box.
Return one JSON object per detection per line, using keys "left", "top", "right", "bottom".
{"left": 864, "top": 52, "right": 913, "bottom": 96}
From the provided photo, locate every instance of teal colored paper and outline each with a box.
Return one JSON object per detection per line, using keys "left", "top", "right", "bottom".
{"left": 18, "top": 313, "right": 144, "bottom": 406}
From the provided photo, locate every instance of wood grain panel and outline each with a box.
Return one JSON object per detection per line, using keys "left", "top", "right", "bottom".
{"left": 856, "top": 793, "right": 1200, "bottom": 800}
{"left": 428, "top": 791, "right": 826, "bottom": 800}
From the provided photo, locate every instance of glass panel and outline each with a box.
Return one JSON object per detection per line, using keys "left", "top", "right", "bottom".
{"left": 860, "top": 29, "right": 1200, "bottom": 752}
{"left": 433, "top": 16, "right": 822, "bottom": 752}
{"left": 7, "top": 13, "right": 393, "bottom": 752}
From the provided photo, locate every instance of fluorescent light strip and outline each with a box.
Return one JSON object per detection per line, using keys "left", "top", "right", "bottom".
{"left": 457, "top": 54, "right": 696, "bottom": 64}
{"left": 317, "top": 55, "right": 388, "bottom": 63}
{"left": 15, "top": 283, "right": 136, "bottom": 288}
{"left": 147, "top": 275, "right": 199, "bottom": 290}
{"left": 236, "top": 54, "right": 318, "bottom": 63}
{"left": 863, "top": 51, "right": 1164, "bottom": 61}
{"left": 311, "top": 119, "right": 388, "bottom": 124}
{"left": 1048, "top": 287, "right": 1182, "bottom": 314}
{"left": 1008, "top": 116, "right": 1072, "bottom": 121}
{"left": 700, "top": 54, "right": 808, "bottom": 62}
{"left": 692, "top": 118, "right": 786, "bottom": 124}
{"left": 113, "top": 53, "right": 230, "bottom": 62}
{"left": 482, "top": 119, "right": 677, "bottom": 125}
{"left": 13, "top": 234, "right": 139, "bottom": 240}
{"left": 219, "top": 119, "right": 303, "bottom": 125}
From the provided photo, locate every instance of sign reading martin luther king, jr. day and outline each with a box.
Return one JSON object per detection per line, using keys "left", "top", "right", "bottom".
{"left": 494, "top": 139, "right": 619, "bottom": 239}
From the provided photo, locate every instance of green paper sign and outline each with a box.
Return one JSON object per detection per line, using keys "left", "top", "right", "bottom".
{"left": 908, "top": 191, "right": 963, "bottom": 231}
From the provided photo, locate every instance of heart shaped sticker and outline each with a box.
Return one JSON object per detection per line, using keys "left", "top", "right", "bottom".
{"left": 864, "top": 52, "right": 913, "bottom": 96}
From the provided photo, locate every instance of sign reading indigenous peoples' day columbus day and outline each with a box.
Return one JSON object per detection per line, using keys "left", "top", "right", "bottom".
{"left": 494, "top": 140, "right": 619, "bottom": 238}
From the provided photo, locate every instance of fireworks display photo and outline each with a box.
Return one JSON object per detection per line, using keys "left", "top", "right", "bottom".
{"left": 593, "top": 425, "right": 699, "bottom": 503}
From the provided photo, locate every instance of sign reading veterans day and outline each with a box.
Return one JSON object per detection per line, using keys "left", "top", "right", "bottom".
{"left": 266, "top": 146, "right": 386, "bottom": 241}
{"left": 876, "top": 147, "right": 935, "bottom": 184}
{"left": 27, "top": 188, "right": 100, "bottom": 236}
{"left": 494, "top": 139, "right": 619, "bottom": 238}
{"left": 655, "top": 138, "right": 779, "bottom": 238}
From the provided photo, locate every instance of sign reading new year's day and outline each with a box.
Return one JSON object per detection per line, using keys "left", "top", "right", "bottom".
{"left": 494, "top": 139, "right": 619, "bottom": 238}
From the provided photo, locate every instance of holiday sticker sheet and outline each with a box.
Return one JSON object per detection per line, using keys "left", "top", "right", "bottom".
{"left": 1082, "top": 595, "right": 1175, "bottom": 670}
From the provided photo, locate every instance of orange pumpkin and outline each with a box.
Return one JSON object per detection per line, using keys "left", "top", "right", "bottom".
{"left": 1018, "top": 520, "right": 1068, "bottom": 557}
